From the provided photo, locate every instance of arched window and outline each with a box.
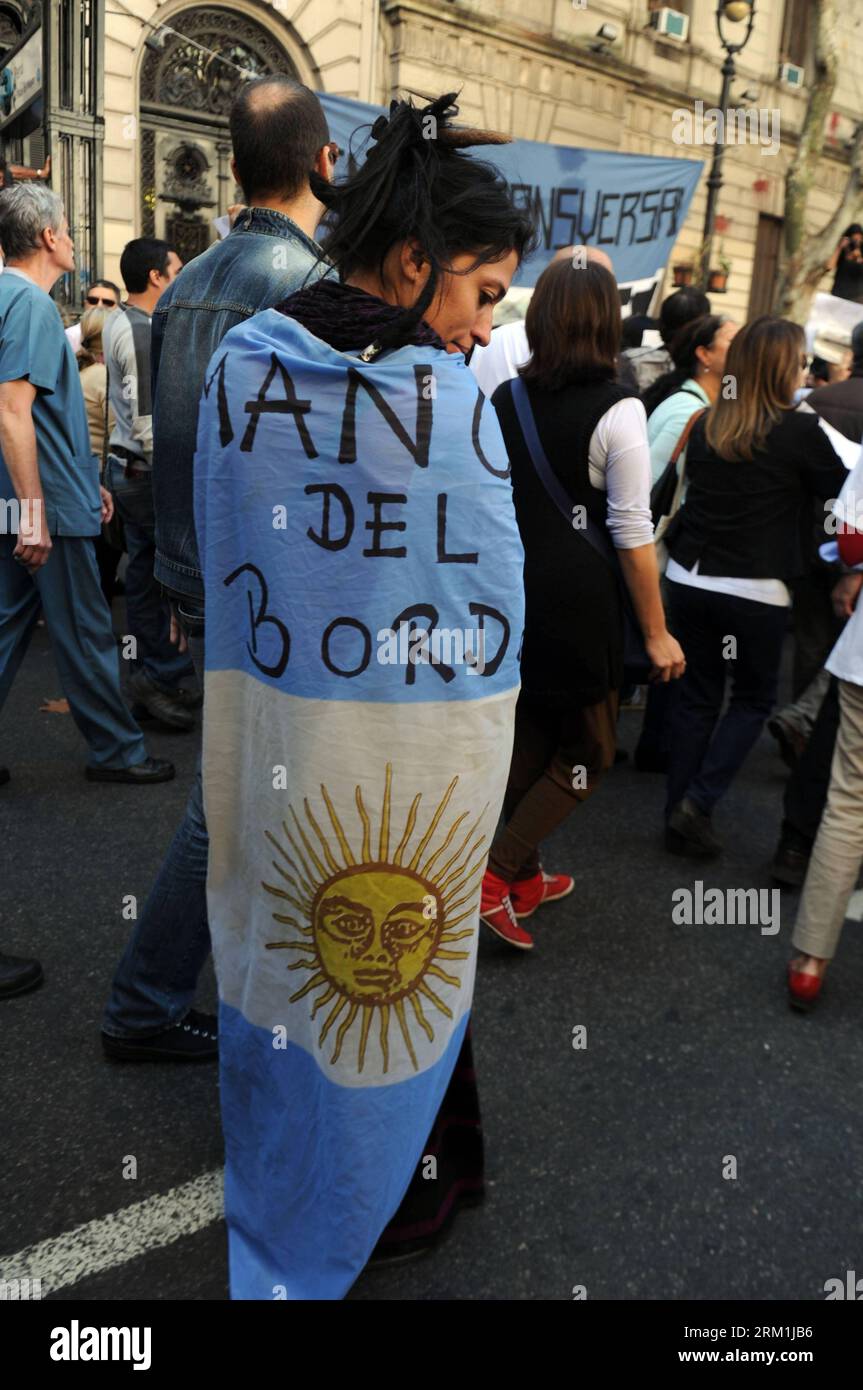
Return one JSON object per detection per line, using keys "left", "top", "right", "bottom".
{"left": 0, "top": 4, "right": 25, "bottom": 58}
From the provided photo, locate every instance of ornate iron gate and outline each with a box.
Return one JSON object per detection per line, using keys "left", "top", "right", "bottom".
{"left": 139, "top": 6, "right": 297, "bottom": 260}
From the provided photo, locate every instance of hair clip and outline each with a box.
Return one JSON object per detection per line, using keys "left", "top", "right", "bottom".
{"left": 370, "top": 100, "right": 402, "bottom": 142}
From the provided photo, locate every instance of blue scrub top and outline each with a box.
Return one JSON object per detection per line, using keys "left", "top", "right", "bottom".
{"left": 0, "top": 268, "right": 101, "bottom": 536}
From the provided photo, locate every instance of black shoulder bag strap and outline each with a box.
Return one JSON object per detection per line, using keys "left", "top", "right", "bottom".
{"left": 510, "top": 375, "right": 650, "bottom": 679}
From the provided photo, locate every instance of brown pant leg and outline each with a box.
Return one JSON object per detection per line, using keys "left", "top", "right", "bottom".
{"left": 489, "top": 691, "right": 619, "bottom": 882}
{"left": 501, "top": 696, "right": 559, "bottom": 824}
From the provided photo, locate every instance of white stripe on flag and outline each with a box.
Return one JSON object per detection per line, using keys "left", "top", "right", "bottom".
{"left": 0, "top": 1169, "right": 224, "bottom": 1296}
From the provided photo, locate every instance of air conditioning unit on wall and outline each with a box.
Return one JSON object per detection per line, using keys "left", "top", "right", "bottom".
{"left": 779, "top": 62, "right": 805, "bottom": 88}
{"left": 650, "top": 8, "right": 690, "bottom": 42}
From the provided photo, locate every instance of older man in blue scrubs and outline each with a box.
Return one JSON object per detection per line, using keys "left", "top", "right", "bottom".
{"left": 0, "top": 184, "right": 173, "bottom": 999}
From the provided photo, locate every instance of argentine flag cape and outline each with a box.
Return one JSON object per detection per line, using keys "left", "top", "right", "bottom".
{"left": 194, "top": 306, "right": 525, "bottom": 1299}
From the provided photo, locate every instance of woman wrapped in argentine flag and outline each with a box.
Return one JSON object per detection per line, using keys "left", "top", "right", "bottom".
{"left": 193, "top": 94, "right": 536, "bottom": 1298}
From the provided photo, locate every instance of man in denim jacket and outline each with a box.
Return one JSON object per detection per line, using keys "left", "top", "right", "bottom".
{"left": 101, "top": 77, "right": 335, "bottom": 1059}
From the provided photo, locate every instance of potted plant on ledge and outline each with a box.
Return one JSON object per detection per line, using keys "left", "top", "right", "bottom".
{"left": 708, "top": 247, "right": 731, "bottom": 293}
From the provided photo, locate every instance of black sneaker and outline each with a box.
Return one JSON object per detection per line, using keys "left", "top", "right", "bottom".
{"left": 101, "top": 1009, "right": 218, "bottom": 1062}
{"left": 0, "top": 950, "right": 43, "bottom": 999}
{"left": 85, "top": 756, "right": 175, "bottom": 785}
{"left": 666, "top": 796, "right": 723, "bottom": 858}
{"left": 129, "top": 671, "right": 195, "bottom": 732}
{"left": 173, "top": 684, "right": 203, "bottom": 711}
{"left": 767, "top": 715, "right": 807, "bottom": 771}
{"left": 634, "top": 743, "right": 669, "bottom": 774}
{"left": 0, "top": 766, "right": 9, "bottom": 787}
{"left": 772, "top": 825, "right": 812, "bottom": 887}
{"left": 367, "top": 1189, "right": 485, "bottom": 1267}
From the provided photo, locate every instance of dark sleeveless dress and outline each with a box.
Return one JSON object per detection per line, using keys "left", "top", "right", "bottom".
{"left": 492, "top": 375, "right": 634, "bottom": 707}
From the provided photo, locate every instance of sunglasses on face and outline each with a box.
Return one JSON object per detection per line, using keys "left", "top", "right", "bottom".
{"left": 327, "top": 143, "right": 342, "bottom": 166}
{"left": 86, "top": 295, "right": 117, "bottom": 307}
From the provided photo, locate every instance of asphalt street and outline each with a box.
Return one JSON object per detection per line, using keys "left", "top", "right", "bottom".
{"left": 2, "top": 611, "right": 863, "bottom": 1302}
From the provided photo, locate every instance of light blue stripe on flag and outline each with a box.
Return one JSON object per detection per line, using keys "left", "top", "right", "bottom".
{"left": 221, "top": 1001, "right": 469, "bottom": 1299}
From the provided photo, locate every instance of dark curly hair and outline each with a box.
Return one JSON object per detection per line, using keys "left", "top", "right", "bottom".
{"left": 309, "top": 93, "right": 537, "bottom": 350}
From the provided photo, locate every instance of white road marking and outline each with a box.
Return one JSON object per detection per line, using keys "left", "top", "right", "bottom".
{"left": 0, "top": 1169, "right": 224, "bottom": 1297}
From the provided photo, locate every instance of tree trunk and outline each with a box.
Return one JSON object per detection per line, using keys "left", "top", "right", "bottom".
{"left": 771, "top": 0, "right": 859, "bottom": 321}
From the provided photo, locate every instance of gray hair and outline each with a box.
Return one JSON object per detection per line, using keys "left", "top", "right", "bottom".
{"left": 0, "top": 183, "right": 65, "bottom": 261}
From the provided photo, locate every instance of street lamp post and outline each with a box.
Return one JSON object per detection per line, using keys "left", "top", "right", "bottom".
{"left": 701, "top": 0, "right": 757, "bottom": 289}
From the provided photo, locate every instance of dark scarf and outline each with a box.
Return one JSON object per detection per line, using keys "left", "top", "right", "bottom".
{"left": 276, "top": 276, "right": 445, "bottom": 355}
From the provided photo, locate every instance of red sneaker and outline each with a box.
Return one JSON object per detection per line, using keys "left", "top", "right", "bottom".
{"left": 480, "top": 869, "right": 534, "bottom": 950}
{"left": 510, "top": 869, "right": 575, "bottom": 920}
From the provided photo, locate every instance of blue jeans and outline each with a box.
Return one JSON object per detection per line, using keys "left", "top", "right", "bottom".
{"left": 102, "top": 613, "right": 211, "bottom": 1037}
{"left": 636, "top": 679, "right": 680, "bottom": 764}
{"left": 105, "top": 455, "right": 194, "bottom": 693}
{"left": 665, "top": 580, "right": 788, "bottom": 817}
{"left": 0, "top": 534, "right": 147, "bottom": 768}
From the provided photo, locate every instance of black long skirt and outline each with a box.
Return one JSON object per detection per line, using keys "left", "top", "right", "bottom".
{"left": 369, "top": 1026, "right": 483, "bottom": 1260}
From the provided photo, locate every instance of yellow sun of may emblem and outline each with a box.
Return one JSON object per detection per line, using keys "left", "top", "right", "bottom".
{"left": 262, "top": 764, "right": 487, "bottom": 1076}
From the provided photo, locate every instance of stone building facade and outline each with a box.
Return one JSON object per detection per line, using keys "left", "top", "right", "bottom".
{"left": 6, "top": 1, "right": 863, "bottom": 317}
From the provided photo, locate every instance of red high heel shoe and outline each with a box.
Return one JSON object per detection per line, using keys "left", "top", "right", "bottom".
{"left": 787, "top": 962, "right": 824, "bottom": 1012}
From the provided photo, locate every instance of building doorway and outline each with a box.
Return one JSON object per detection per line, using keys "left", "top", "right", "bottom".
{"left": 138, "top": 5, "right": 298, "bottom": 262}
{"left": 748, "top": 214, "right": 783, "bottom": 320}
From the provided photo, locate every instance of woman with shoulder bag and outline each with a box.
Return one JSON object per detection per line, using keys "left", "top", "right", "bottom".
{"left": 645, "top": 314, "right": 739, "bottom": 475}
{"left": 479, "top": 258, "right": 685, "bottom": 951}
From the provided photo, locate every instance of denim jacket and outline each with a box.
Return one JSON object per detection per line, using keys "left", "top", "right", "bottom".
{"left": 151, "top": 206, "right": 329, "bottom": 604}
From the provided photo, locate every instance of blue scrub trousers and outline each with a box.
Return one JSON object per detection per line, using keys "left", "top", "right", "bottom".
{"left": 0, "top": 533, "right": 147, "bottom": 768}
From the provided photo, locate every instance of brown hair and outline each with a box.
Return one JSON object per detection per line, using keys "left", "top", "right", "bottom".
{"left": 520, "top": 258, "right": 620, "bottom": 390}
{"left": 704, "top": 315, "right": 804, "bottom": 462}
